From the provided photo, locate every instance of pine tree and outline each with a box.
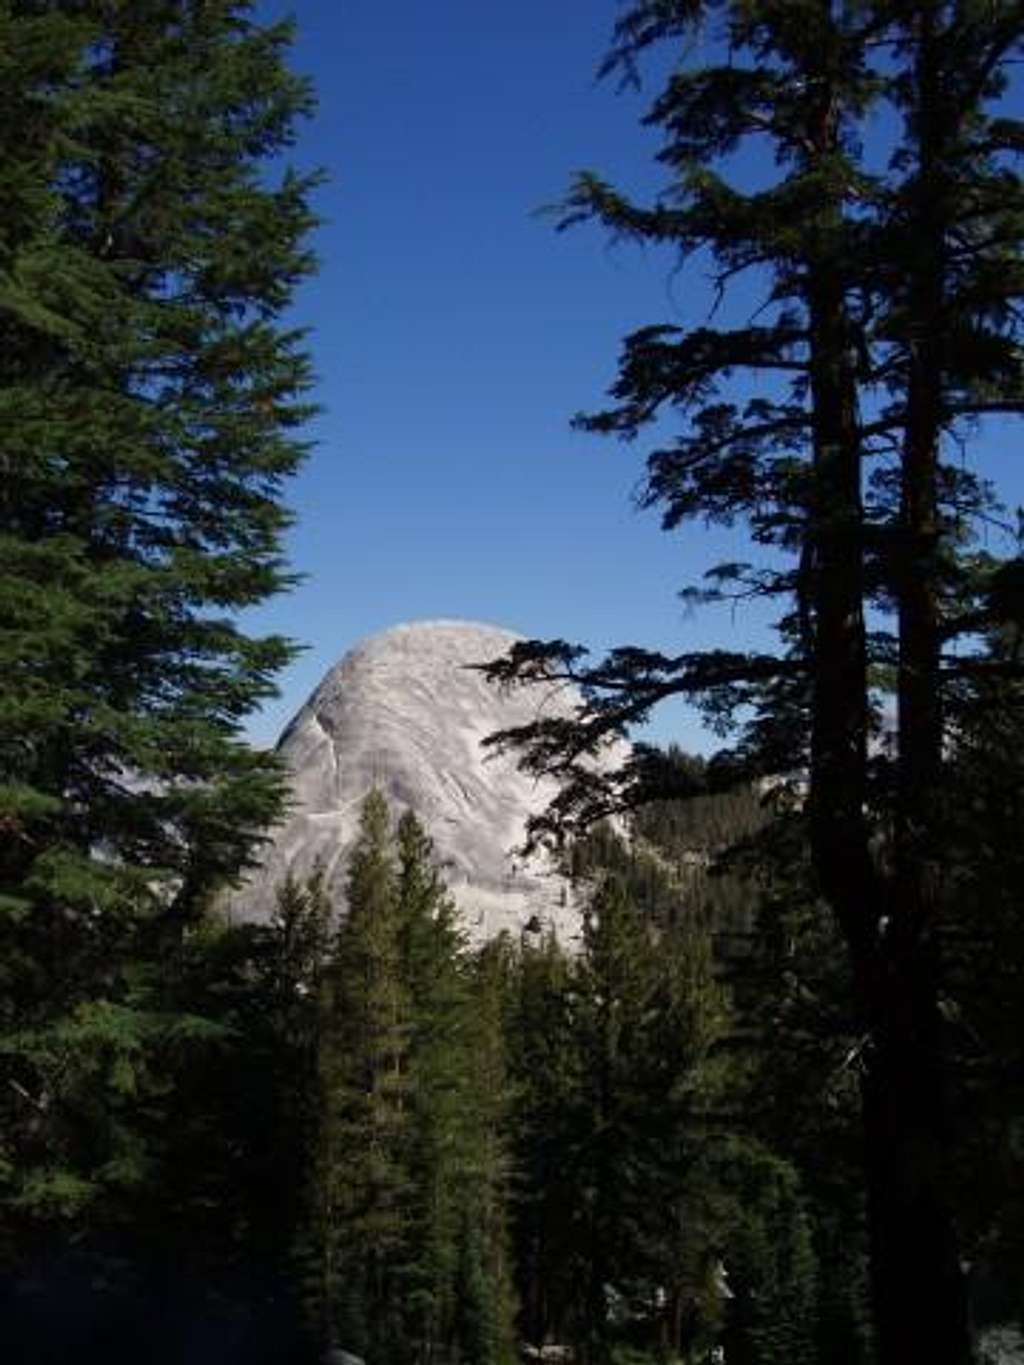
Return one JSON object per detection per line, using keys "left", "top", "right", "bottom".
{"left": 132, "top": 869, "right": 331, "bottom": 1359}
{"left": 313, "top": 791, "right": 413, "bottom": 1359}
{"left": 306, "top": 796, "right": 517, "bottom": 1365}
{"left": 628, "top": 755, "right": 873, "bottom": 1361}
{"left": 0, "top": 0, "right": 318, "bottom": 1318}
{"left": 457, "top": 941, "right": 518, "bottom": 1365}
{"left": 502, "top": 857, "right": 731, "bottom": 1364}
{"left": 394, "top": 809, "right": 517, "bottom": 1365}
{"left": 503, "top": 929, "right": 581, "bottom": 1350}
{"left": 397, "top": 808, "right": 475, "bottom": 1365}
{"left": 480, "top": 3, "right": 1024, "bottom": 1362}
{"left": 852, "top": 9, "right": 1024, "bottom": 1358}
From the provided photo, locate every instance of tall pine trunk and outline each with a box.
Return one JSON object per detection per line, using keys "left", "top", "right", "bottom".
{"left": 803, "top": 2, "right": 876, "bottom": 981}
{"left": 861, "top": 965, "right": 969, "bottom": 1365}
{"left": 486, "top": 3, "right": 1024, "bottom": 1358}
{"left": 801, "top": 25, "right": 961, "bottom": 1361}
{"left": 806, "top": 265, "right": 875, "bottom": 976}
{"left": 860, "top": 7, "right": 971, "bottom": 1363}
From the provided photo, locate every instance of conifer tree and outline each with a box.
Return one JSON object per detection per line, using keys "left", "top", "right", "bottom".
{"left": 503, "top": 862, "right": 731, "bottom": 1364}
{"left": 397, "top": 807, "right": 485, "bottom": 1365}
{"left": 626, "top": 751, "right": 872, "bottom": 1360}
{"left": 704, "top": 1137, "right": 819, "bottom": 1365}
{"left": 313, "top": 791, "right": 413, "bottom": 1359}
{"left": 307, "top": 796, "right": 517, "bottom": 1365}
{"left": 262, "top": 864, "right": 333, "bottom": 1318}
{"left": 577, "top": 874, "right": 734, "bottom": 1362}
{"left": 482, "top": 3, "right": 1024, "bottom": 1361}
{"left": 739, "top": 828, "right": 873, "bottom": 1364}
{"left": 457, "top": 941, "right": 518, "bottom": 1365}
{"left": 394, "top": 810, "right": 517, "bottom": 1365}
{"left": 396, "top": 810, "right": 466, "bottom": 1364}
{"left": 0, "top": 0, "right": 318, "bottom": 1311}
{"left": 504, "top": 929, "right": 581, "bottom": 1349}
{"left": 136, "top": 867, "right": 332, "bottom": 1358}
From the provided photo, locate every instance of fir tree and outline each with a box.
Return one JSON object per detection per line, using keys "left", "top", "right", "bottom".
{"left": 140, "top": 869, "right": 331, "bottom": 1359}
{"left": 457, "top": 941, "right": 518, "bottom": 1365}
{"left": 307, "top": 795, "right": 517, "bottom": 1365}
{"left": 313, "top": 791, "right": 413, "bottom": 1359}
{"left": 0, "top": 0, "right": 318, "bottom": 1325}
{"left": 480, "top": 3, "right": 1024, "bottom": 1361}
{"left": 627, "top": 758, "right": 873, "bottom": 1361}
{"left": 503, "top": 928, "right": 581, "bottom": 1350}
{"left": 397, "top": 807, "right": 478, "bottom": 1365}
{"left": 503, "top": 859, "right": 730, "bottom": 1364}
{"left": 704, "top": 1137, "right": 819, "bottom": 1365}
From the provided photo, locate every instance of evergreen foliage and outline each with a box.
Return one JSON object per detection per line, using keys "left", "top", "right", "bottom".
{"left": 938, "top": 667, "right": 1024, "bottom": 1335}
{"left": 313, "top": 790, "right": 412, "bottom": 1357}
{"left": 0, "top": 0, "right": 318, "bottom": 1344}
{"left": 304, "top": 792, "right": 517, "bottom": 1365}
{"left": 4, "top": 2, "right": 1022, "bottom": 1360}
{"left": 479, "top": 4, "right": 1024, "bottom": 1361}
{"left": 706, "top": 1137, "right": 818, "bottom": 1365}
{"left": 633, "top": 770, "right": 874, "bottom": 1362}
{"left": 504, "top": 852, "right": 740, "bottom": 1365}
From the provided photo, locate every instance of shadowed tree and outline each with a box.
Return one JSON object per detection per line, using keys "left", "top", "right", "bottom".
{"left": 481, "top": 4, "right": 1024, "bottom": 1362}
{"left": 0, "top": 0, "right": 319, "bottom": 1333}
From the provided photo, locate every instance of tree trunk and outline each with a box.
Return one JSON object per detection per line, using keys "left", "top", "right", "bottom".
{"left": 859, "top": 7, "right": 972, "bottom": 1363}
{"left": 803, "top": 32, "right": 878, "bottom": 982}
{"left": 861, "top": 956, "right": 970, "bottom": 1365}
{"left": 805, "top": 260, "right": 876, "bottom": 977}
{"left": 800, "top": 17, "right": 964, "bottom": 1359}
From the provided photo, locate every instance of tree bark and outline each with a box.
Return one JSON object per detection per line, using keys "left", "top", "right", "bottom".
{"left": 802, "top": 11, "right": 969, "bottom": 1358}
{"left": 861, "top": 7, "right": 972, "bottom": 1363}
{"left": 861, "top": 955, "right": 969, "bottom": 1365}
{"left": 802, "top": 5, "right": 878, "bottom": 981}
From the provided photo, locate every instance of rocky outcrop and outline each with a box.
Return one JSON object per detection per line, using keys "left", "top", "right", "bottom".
{"left": 230, "top": 619, "right": 597, "bottom": 943}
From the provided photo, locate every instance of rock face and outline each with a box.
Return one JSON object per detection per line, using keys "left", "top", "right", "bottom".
{"left": 231, "top": 620, "right": 589, "bottom": 943}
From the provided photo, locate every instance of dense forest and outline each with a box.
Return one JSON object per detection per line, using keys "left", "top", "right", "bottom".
{"left": 2, "top": 1, "right": 1023, "bottom": 1364}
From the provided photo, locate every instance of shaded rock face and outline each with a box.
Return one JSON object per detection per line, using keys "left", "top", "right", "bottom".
{"left": 232, "top": 620, "right": 587, "bottom": 944}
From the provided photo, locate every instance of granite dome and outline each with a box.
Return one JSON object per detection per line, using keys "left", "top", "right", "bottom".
{"left": 231, "top": 619, "right": 589, "bottom": 942}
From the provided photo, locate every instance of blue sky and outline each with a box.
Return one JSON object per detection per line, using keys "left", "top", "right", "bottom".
{"left": 242, "top": 0, "right": 772, "bottom": 751}
{"left": 244, "top": 1, "right": 1024, "bottom": 751}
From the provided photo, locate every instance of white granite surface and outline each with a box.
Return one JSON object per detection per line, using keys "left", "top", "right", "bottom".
{"left": 230, "top": 620, "right": 591, "bottom": 944}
